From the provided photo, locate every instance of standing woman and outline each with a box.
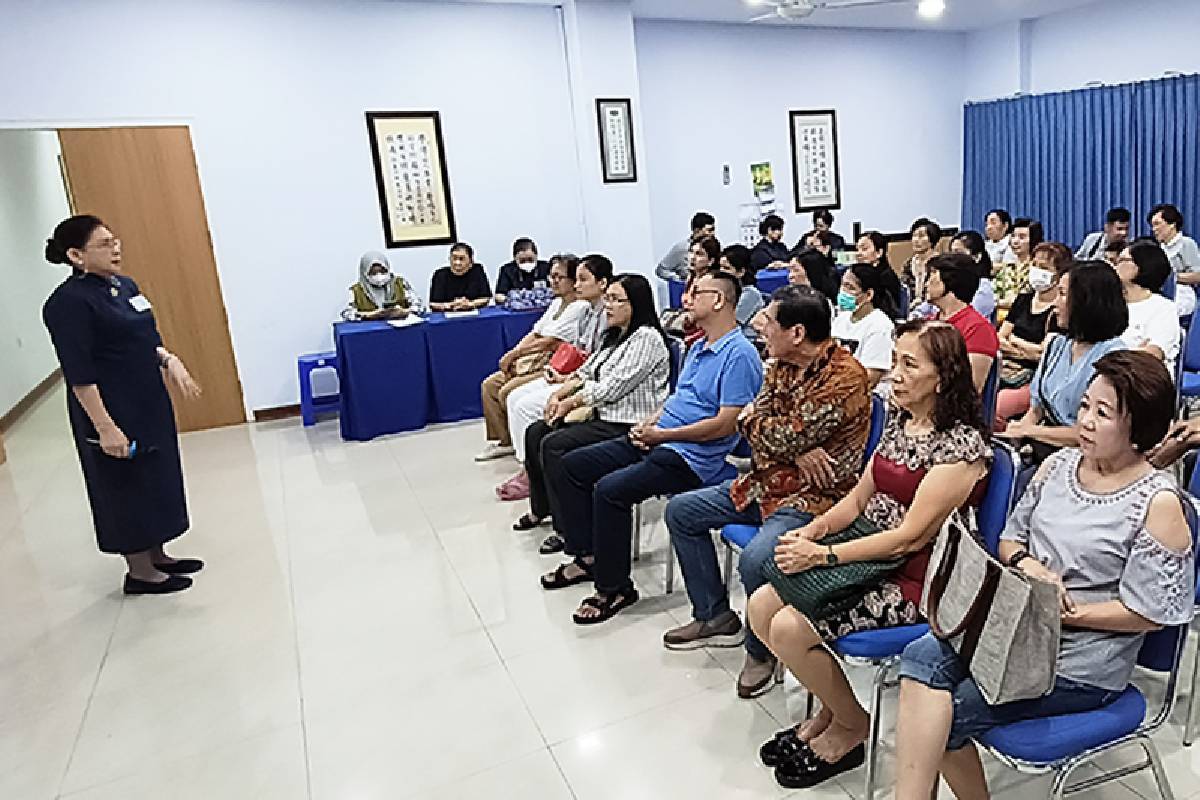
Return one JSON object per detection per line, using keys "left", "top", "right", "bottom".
{"left": 42, "top": 215, "right": 203, "bottom": 595}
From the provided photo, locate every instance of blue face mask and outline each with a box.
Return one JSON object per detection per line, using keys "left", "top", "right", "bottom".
{"left": 837, "top": 290, "right": 857, "bottom": 312}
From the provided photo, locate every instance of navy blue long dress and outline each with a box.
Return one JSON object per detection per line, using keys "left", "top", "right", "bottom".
{"left": 42, "top": 272, "right": 189, "bottom": 555}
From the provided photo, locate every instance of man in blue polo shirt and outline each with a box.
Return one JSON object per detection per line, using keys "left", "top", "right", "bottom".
{"left": 540, "top": 270, "right": 764, "bottom": 625}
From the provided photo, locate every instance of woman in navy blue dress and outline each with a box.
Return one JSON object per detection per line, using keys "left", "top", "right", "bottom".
{"left": 42, "top": 215, "right": 203, "bottom": 595}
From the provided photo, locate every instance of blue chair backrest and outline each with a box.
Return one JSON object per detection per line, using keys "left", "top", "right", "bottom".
{"left": 977, "top": 441, "right": 1017, "bottom": 556}
{"left": 898, "top": 285, "right": 911, "bottom": 319}
{"left": 667, "top": 335, "right": 685, "bottom": 392}
{"left": 1135, "top": 492, "right": 1199, "bottom": 672}
{"left": 1162, "top": 271, "right": 1177, "bottom": 301}
{"left": 1183, "top": 315, "right": 1200, "bottom": 373}
{"left": 863, "top": 394, "right": 887, "bottom": 468}
{"left": 981, "top": 359, "right": 1000, "bottom": 428}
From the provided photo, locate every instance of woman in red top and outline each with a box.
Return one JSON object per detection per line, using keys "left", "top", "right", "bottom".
{"left": 747, "top": 320, "right": 990, "bottom": 790}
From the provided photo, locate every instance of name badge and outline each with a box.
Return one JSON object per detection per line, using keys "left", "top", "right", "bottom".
{"left": 129, "top": 295, "right": 152, "bottom": 312}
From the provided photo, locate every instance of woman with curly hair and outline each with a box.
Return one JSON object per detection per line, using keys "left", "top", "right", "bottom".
{"left": 747, "top": 320, "right": 991, "bottom": 790}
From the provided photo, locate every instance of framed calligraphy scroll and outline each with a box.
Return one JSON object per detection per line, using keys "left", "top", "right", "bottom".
{"left": 788, "top": 109, "right": 842, "bottom": 212}
{"left": 595, "top": 98, "right": 638, "bottom": 184}
{"left": 365, "top": 110, "right": 458, "bottom": 248}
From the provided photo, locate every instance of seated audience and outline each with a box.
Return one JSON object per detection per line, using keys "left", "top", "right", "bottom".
{"left": 540, "top": 271, "right": 763, "bottom": 624}
{"left": 894, "top": 350, "right": 1191, "bottom": 800}
{"left": 998, "top": 260, "right": 1127, "bottom": 457}
{"left": 1103, "top": 237, "right": 1125, "bottom": 268}
{"left": 663, "top": 285, "right": 870, "bottom": 698}
{"left": 1150, "top": 203, "right": 1200, "bottom": 316}
{"left": 749, "top": 320, "right": 989, "bottom": 790}
{"left": 788, "top": 247, "right": 839, "bottom": 303}
{"left": 947, "top": 230, "right": 996, "bottom": 320}
{"left": 993, "top": 217, "right": 1042, "bottom": 311}
{"left": 429, "top": 242, "right": 491, "bottom": 311}
{"left": 983, "top": 208, "right": 1015, "bottom": 265}
{"left": 993, "top": 242, "right": 1071, "bottom": 428}
{"left": 1117, "top": 239, "right": 1180, "bottom": 365}
{"left": 796, "top": 228, "right": 835, "bottom": 260}
{"left": 900, "top": 217, "right": 942, "bottom": 309}
{"left": 751, "top": 215, "right": 791, "bottom": 273}
{"left": 832, "top": 264, "right": 898, "bottom": 391}
{"left": 342, "top": 251, "right": 422, "bottom": 321}
{"left": 926, "top": 254, "right": 999, "bottom": 393}
{"left": 518, "top": 274, "right": 671, "bottom": 551}
{"left": 656, "top": 211, "right": 716, "bottom": 283}
{"left": 855, "top": 230, "right": 904, "bottom": 317}
{"left": 689, "top": 235, "right": 721, "bottom": 280}
{"left": 503, "top": 255, "right": 614, "bottom": 505}
{"left": 494, "top": 237, "right": 550, "bottom": 303}
{"left": 721, "top": 244, "right": 764, "bottom": 338}
{"left": 812, "top": 208, "right": 847, "bottom": 251}
{"left": 478, "top": 254, "right": 587, "bottom": 464}
{"left": 1076, "top": 206, "right": 1131, "bottom": 260}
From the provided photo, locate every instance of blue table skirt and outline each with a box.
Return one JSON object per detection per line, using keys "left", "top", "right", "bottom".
{"left": 667, "top": 268, "right": 789, "bottom": 308}
{"left": 335, "top": 307, "right": 540, "bottom": 441}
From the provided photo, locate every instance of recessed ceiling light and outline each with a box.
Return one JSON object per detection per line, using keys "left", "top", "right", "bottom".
{"left": 917, "top": 0, "right": 946, "bottom": 18}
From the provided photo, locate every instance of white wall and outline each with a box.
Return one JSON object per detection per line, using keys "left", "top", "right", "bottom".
{"left": 0, "top": 131, "right": 72, "bottom": 417}
{"left": 963, "top": 22, "right": 1022, "bottom": 101}
{"left": 0, "top": 0, "right": 586, "bottom": 411}
{"left": 634, "top": 20, "right": 967, "bottom": 261}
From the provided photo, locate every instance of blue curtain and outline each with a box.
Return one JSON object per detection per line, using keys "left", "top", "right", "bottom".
{"left": 962, "top": 74, "right": 1199, "bottom": 250}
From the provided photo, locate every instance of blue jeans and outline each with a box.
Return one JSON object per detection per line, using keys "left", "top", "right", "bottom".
{"left": 899, "top": 633, "right": 1121, "bottom": 751}
{"left": 664, "top": 481, "right": 813, "bottom": 662}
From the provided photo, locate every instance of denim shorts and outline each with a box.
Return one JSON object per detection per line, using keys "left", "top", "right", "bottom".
{"left": 898, "top": 633, "right": 1121, "bottom": 751}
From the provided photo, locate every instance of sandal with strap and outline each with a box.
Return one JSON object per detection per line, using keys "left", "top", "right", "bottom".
{"left": 539, "top": 533, "right": 565, "bottom": 554}
{"left": 540, "top": 558, "right": 593, "bottom": 590}
{"left": 572, "top": 587, "right": 640, "bottom": 625}
{"left": 513, "top": 513, "right": 545, "bottom": 531}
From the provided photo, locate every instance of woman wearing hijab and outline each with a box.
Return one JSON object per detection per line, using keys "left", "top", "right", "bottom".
{"left": 342, "top": 251, "right": 423, "bottom": 321}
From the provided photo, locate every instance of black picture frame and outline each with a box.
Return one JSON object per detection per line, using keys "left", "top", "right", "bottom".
{"left": 365, "top": 110, "right": 458, "bottom": 248}
{"left": 788, "top": 109, "right": 842, "bottom": 213}
{"left": 595, "top": 98, "right": 638, "bottom": 184}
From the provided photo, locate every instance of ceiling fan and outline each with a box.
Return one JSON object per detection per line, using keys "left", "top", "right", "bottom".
{"left": 747, "top": 0, "right": 942, "bottom": 24}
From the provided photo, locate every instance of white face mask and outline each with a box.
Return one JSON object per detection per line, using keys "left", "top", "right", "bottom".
{"left": 518, "top": 259, "right": 537, "bottom": 273}
{"left": 367, "top": 272, "right": 391, "bottom": 288}
{"left": 1027, "top": 267, "right": 1054, "bottom": 292}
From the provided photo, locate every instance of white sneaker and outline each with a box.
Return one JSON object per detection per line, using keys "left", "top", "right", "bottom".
{"left": 475, "top": 442, "right": 515, "bottom": 462}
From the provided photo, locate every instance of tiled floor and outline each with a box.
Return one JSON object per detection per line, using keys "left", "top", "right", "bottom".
{"left": 4, "top": 384, "right": 1200, "bottom": 799}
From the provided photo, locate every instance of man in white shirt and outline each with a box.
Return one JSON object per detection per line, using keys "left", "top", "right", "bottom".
{"left": 1076, "top": 207, "right": 1131, "bottom": 260}
{"left": 1150, "top": 203, "right": 1200, "bottom": 316}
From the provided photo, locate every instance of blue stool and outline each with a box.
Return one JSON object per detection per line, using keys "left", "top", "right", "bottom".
{"left": 298, "top": 351, "right": 340, "bottom": 426}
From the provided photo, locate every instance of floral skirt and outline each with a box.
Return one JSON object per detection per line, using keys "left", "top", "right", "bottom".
{"left": 813, "top": 581, "right": 920, "bottom": 642}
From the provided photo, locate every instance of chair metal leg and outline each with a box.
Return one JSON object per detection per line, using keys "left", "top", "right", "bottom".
{"left": 1185, "top": 628, "right": 1200, "bottom": 746}
{"left": 1143, "top": 737, "right": 1178, "bottom": 800}
{"left": 633, "top": 503, "right": 642, "bottom": 561}
{"left": 1050, "top": 763, "right": 1073, "bottom": 800}
{"left": 863, "top": 662, "right": 890, "bottom": 800}
{"left": 723, "top": 542, "right": 735, "bottom": 595}
{"left": 665, "top": 542, "right": 675, "bottom": 594}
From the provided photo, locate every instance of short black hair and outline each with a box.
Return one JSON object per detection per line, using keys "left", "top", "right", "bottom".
{"left": 450, "top": 241, "right": 474, "bottom": 259}
{"left": 579, "top": 253, "right": 614, "bottom": 284}
{"left": 721, "top": 244, "right": 753, "bottom": 282}
{"left": 806, "top": 228, "right": 833, "bottom": 248}
{"left": 813, "top": 209, "right": 835, "bottom": 227}
{"left": 1150, "top": 203, "right": 1185, "bottom": 232}
{"left": 1090, "top": 350, "right": 1175, "bottom": 453}
{"left": 692, "top": 236, "right": 721, "bottom": 264}
{"left": 794, "top": 248, "right": 839, "bottom": 301}
{"left": 691, "top": 211, "right": 716, "bottom": 231}
{"left": 699, "top": 268, "right": 741, "bottom": 306}
{"left": 771, "top": 284, "right": 832, "bottom": 342}
{"left": 46, "top": 214, "right": 106, "bottom": 266}
{"left": 1106, "top": 207, "right": 1132, "bottom": 225}
{"left": 986, "top": 209, "right": 1012, "bottom": 230}
{"left": 1126, "top": 239, "right": 1172, "bottom": 292}
{"left": 759, "top": 214, "right": 785, "bottom": 237}
{"left": 549, "top": 252, "right": 580, "bottom": 280}
{"left": 1066, "top": 260, "right": 1128, "bottom": 343}
{"left": 1013, "top": 218, "right": 1045, "bottom": 248}
{"left": 951, "top": 230, "right": 994, "bottom": 277}
{"left": 859, "top": 230, "right": 892, "bottom": 271}
{"left": 512, "top": 237, "right": 537, "bottom": 257}
{"left": 910, "top": 217, "right": 943, "bottom": 246}
{"left": 929, "top": 253, "right": 981, "bottom": 304}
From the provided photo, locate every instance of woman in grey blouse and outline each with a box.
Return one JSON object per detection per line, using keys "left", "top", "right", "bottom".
{"left": 893, "top": 350, "right": 1194, "bottom": 800}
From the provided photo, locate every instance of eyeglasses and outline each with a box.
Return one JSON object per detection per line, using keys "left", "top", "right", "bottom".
{"left": 602, "top": 294, "right": 630, "bottom": 305}
{"left": 692, "top": 289, "right": 722, "bottom": 300}
{"left": 86, "top": 237, "right": 120, "bottom": 251}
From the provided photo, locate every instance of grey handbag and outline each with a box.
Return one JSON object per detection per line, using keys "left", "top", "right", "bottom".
{"left": 920, "top": 510, "right": 1061, "bottom": 705}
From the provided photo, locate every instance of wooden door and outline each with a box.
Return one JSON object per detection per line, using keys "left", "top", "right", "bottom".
{"left": 58, "top": 126, "right": 245, "bottom": 432}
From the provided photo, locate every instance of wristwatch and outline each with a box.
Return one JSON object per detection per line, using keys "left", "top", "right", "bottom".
{"left": 1006, "top": 549, "right": 1033, "bottom": 569}
{"left": 825, "top": 544, "right": 839, "bottom": 566}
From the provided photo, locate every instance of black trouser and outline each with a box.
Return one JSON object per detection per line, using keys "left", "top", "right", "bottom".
{"left": 525, "top": 419, "right": 631, "bottom": 524}
{"left": 559, "top": 437, "right": 702, "bottom": 593}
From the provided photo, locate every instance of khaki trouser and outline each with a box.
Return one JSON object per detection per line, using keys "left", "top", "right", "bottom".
{"left": 481, "top": 370, "right": 541, "bottom": 445}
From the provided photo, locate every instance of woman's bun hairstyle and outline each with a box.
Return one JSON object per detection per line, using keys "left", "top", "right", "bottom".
{"left": 46, "top": 214, "right": 106, "bottom": 267}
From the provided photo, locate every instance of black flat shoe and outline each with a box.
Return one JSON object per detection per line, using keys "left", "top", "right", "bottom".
{"left": 154, "top": 558, "right": 204, "bottom": 574}
{"left": 774, "top": 743, "right": 865, "bottom": 789}
{"left": 123, "top": 574, "right": 193, "bottom": 595}
{"left": 539, "top": 533, "right": 565, "bottom": 554}
{"left": 759, "top": 727, "right": 805, "bottom": 768}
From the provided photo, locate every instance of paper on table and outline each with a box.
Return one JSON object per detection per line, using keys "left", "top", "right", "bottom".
{"left": 387, "top": 315, "right": 426, "bottom": 328}
{"left": 443, "top": 310, "right": 480, "bottom": 319}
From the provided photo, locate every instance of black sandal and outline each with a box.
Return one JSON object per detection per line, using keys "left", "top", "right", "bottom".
{"left": 774, "top": 743, "right": 865, "bottom": 789}
{"left": 540, "top": 558, "right": 593, "bottom": 590}
{"left": 572, "top": 587, "right": 639, "bottom": 625}
{"left": 513, "top": 513, "right": 545, "bottom": 531}
{"left": 538, "top": 533, "right": 565, "bottom": 554}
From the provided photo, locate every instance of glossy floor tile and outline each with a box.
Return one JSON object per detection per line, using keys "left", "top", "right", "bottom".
{"left": 4, "top": 383, "right": 1200, "bottom": 799}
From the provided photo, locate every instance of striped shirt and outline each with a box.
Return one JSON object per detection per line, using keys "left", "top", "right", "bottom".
{"left": 575, "top": 301, "right": 608, "bottom": 352}
{"left": 577, "top": 327, "right": 671, "bottom": 424}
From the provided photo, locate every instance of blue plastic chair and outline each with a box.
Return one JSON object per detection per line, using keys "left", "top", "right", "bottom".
{"left": 1176, "top": 319, "right": 1200, "bottom": 412}
{"left": 298, "top": 351, "right": 339, "bottom": 426}
{"left": 981, "top": 357, "right": 1001, "bottom": 429}
{"left": 976, "top": 495, "right": 1199, "bottom": 800}
{"left": 898, "top": 285, "right": 911, "bottom": 320}
{"left": 666, "top": 335, "right": 685, "bottom": 393}
{"left": 1182, "top": 467, "right": 1200, "bottom": 747}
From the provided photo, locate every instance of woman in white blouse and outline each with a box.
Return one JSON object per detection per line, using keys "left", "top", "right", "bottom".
{"left": 1115, "top": 240, "right": 1180, "bottom": 366}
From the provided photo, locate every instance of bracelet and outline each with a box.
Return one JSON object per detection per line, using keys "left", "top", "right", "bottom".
{"left": 1006, "top": 549, "right": 1033, "bottom": 569}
